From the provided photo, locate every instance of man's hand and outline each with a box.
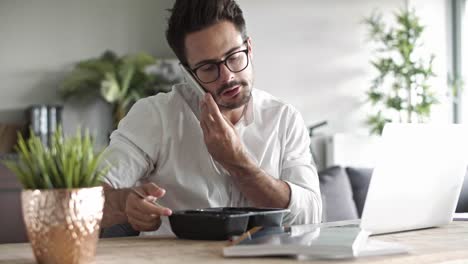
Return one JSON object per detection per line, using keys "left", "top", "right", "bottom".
{"left": 125, "top": 183, "right": 172, "bottom": 232}
{"left": 199, "top": 93, "right": 252, "bottom": 171}
{"left": 198, "top": 94, "right": 291, "bottom": 209}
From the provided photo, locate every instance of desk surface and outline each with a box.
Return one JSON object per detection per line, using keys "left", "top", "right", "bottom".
{"left": 1, "top": 221, "right": 468, "bottom": 264}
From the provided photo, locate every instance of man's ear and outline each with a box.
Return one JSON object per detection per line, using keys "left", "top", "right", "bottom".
{"left": 247, "top": 37, "right": 253, "bottom": 59}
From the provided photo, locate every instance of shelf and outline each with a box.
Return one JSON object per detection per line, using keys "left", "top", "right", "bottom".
{"left": 0, "top": 153, "right": 19, "bottom": 161}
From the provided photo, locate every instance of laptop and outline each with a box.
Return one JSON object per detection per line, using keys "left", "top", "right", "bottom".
{"left": 349, "top": 123, "right": 468, "bottom": 235}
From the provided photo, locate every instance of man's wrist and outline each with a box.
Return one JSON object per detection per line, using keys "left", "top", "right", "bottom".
{"left": 222, "top": 152, "right": 291, "bottom": 209}
{"left": 224, "top": 151, "right": 262, "bottom": 180}
{"left": 102, "top": 185, "right": 131, "bottom": 227}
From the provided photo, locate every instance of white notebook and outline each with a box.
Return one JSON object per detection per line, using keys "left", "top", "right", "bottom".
{"left": 223, "top": 225, "right": 408, "bottom": 260}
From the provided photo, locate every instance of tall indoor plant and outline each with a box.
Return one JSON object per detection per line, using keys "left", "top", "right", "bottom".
{"left": 60, "top": 50, "right": 173, "bottom": 128}
{"left": 364, "top": 8, "right": 438, "bottom": 135}
{"left": 3, "top": 128, "right": 109, "bottom": 264}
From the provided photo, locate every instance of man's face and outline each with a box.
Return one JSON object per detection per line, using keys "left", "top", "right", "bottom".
{"left": 184, "top": 21, "right": 253, "bottom": 110}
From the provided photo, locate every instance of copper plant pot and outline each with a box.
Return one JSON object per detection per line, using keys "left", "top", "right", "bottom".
{"left": 22, "top": 187, "right": 104, "bottom": 264}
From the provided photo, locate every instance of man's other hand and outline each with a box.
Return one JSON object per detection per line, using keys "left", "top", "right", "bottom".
{"left": 125, "top": 182, "right": 172, "bottom": 232}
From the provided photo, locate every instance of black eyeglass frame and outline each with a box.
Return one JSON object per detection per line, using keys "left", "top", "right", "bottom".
{"left": 188, "top": 40, "right": 250, "bottom": 84}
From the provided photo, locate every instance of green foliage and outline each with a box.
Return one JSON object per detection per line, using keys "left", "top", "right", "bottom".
{"left": 60, "top": 50, "right": 168, "bottom": 126}
{"left": 364, "top": 8, "right": 438, "bottom": 135}
{"left": 2, "top": 127, "right": 109, "bottom": 189}
{"left": 61, "top": 50, "right": 157, "bottom": 107}
{"left": 366, "top": 111, "right": 392, "bottom": 135}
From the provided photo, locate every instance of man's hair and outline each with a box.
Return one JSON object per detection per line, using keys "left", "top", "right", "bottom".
{"left": 166, "top": 0, "right": 247, "bottom": 65}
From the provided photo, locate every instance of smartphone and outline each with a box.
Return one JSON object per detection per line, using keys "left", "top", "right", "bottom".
{"left": 179, "top": 63, "right": 206, "bottom": 99}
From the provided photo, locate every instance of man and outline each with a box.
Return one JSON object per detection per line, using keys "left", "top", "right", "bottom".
{"left": 101, "top": 0, "right": 322, "bottom": 236}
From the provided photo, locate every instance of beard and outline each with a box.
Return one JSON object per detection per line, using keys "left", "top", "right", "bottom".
{"left": 214, "top": 79, "right": 252, "bottom": 110}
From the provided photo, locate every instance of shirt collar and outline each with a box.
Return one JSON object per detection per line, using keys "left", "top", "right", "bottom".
{"left": 240, "top": 92, "right": 254, "bottom": 127}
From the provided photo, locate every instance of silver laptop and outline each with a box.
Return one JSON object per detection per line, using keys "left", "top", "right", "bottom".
{"left": 356, "top": 123, "right": 468, "bottom": 235}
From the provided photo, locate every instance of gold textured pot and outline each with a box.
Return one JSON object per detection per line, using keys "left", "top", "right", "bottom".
{"left": 22, "top": 186, "right": 104, "bottom": 264}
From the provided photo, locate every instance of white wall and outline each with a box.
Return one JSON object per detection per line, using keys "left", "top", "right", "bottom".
{"left": 238, "top": 0, "right": 451, "bottom": 134}
{"left": 409, "top": 0, "right": 452, "bottom": 124}
{"left": 0, "top": 0, "right": 174, "bottom": 115}
{"left": 0, "top": 0, "right": 175, "bottom": 147}
{"left": 0, "top": 0, "right": 451, "bottom": 137}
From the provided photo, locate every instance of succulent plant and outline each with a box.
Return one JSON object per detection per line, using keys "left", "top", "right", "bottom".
{"left": 3, "top": 127, "right": 109, "bottom": 189}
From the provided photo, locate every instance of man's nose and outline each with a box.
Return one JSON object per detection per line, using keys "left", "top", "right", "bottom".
{"left": 218, "top": 63, "right": 235, "bottom": 83}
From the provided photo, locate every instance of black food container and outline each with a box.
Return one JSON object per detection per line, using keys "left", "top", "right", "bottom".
{"left": 169, "top": 207, "right": 289, "bottom": 240}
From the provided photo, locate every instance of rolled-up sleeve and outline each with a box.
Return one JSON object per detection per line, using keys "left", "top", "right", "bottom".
{"left": 283, "top": 166, "right": 322, "bottom": 225}
{"left": 102, "top": 97, "right": 163, "bottom": 188}
{"left": 280, "top": 107, "right": 322, "bottom": 225}
{"left": 102, "top": 135, "right": 152, "bottom": 188}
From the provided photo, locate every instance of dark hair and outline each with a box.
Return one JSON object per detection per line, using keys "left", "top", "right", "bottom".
{"left": 166, "top": 0, "right": 247, "bottom": 65}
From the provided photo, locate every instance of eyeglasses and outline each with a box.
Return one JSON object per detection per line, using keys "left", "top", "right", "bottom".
{"left": 190, "top": 42, "right": 250, "bottom": 84}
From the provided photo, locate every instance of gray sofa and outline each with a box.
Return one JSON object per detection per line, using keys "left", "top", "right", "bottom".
{"left": 319, "top": 166, "right": 371, "bottom": 222}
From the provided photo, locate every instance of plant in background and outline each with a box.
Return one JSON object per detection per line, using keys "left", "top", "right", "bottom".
{"left": 60, "top": 50, "right": 174, "bottom": 128}
{"left": 3, "top": 127, "right": 108, "bottom": 189}
{"left": 447, "top": 74, "right": 464, "bottom": 109}
{"left": 364, "top": 8, "right": 438, "bottom": 135}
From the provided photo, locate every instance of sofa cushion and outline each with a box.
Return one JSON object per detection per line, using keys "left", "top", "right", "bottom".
{"left": 345, "top": 167, "right": 373, "bottom": 217}
{"left": 318, "top": 166, "right": 358, "bottom": 222}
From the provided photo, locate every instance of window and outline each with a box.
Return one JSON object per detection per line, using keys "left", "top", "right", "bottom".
{"left": 455, "top": 0, "right": 466, "bottom": 122}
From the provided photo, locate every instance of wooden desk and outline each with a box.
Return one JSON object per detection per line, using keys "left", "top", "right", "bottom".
{"left": 1, "top": 221, "right": 468, "bottom": 263}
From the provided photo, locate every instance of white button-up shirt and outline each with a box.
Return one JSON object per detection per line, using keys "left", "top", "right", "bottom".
{"left": 103, "top": 83, "right": 322, "bottom": 236}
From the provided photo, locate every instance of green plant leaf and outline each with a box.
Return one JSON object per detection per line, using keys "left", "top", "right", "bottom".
{"left": 100, "top": 72, "right": 122, "bottom": 103}
{"left": 2, "top": 126, "right": 110, "bottom": 189}
{"left": 122, "top": 52, "right": 156, "bottom": 70}
{"left": 118, "top": 63, "right": 136, "bottom": 99}
{"left": 4, "top": 160, "right": 33, "bottom": 189}
{"left": 366, "top": 111, "right": 391, "bottom": 135}
{"left": 60, "top": 68, "right": 102, "bottom": 99}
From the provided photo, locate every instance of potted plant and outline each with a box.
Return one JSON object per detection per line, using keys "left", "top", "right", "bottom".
{"left": 364, "top": 8, "right": 438, "bottom": 135}
{"left": 2, "top": 128, "right": 109, "bottom": 264}
{"left": 60, "top": 50, "right": 174, "bottom": 128}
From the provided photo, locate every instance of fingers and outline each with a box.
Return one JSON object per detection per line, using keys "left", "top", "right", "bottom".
{"left": 203, "top": 93, "right": 224, "bottom": 123}
{"left": 200, "top": 119, "right": 210, "bottom": 138}
{"left": 125, "top": 183, "right": 172, "bottom": 232}
{"left": 200, "top": 100, "right": 216, "bottom": 123}
{"left": 128, "top": 215, "right": 161, "bottom": 231}
{"left": 199, "top": 99, "right": 214, "bottom": 136}
{"left": 126, "top": 204, "right": 159, "bottom": 223}
{"left": 199, "top": 93, "right": 228, "bottom": 135}
{"left": 221, "top": 114, "right": 235, "bottom": 129}
{"left": 133, "top": 196, "right": 172, "bottom": 216}
{"left": 126, "top": 195, "right": 171, "bottom": 232}
{"left": 141, "top": 182, "right": 165, "bottom": 198}
{"left": 128, "top": 183, "right": 172, "bottom": 216}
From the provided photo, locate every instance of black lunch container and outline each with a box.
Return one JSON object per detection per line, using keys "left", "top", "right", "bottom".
{"left": 169, "top": 207, "right": 289, "bottom": 240}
